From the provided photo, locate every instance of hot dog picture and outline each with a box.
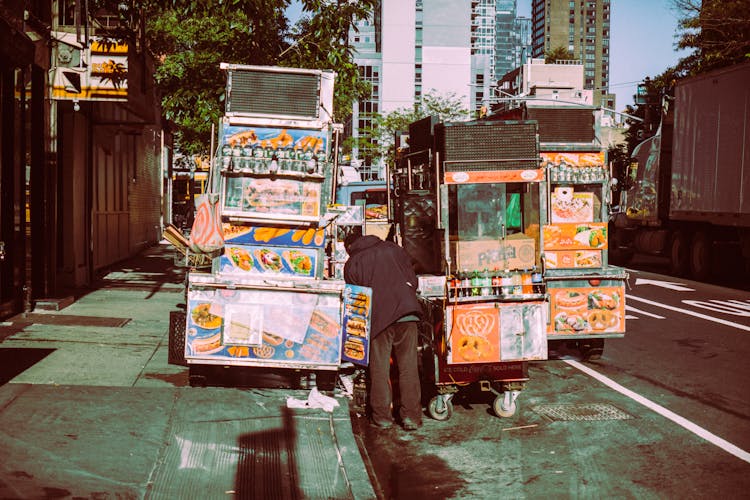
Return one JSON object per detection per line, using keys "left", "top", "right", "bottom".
{"left": 344, "top": 338, "right": 365, "bottom": 361}
{"left": 346, "top": 316, "right": 367, "bottom": 337}
{"left": 191, "top": 333, "right": 223, "bottom": 354}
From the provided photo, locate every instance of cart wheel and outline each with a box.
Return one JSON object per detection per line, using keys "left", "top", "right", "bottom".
{"left": 493, "top": 395, "right": 518, "bottom": 418}
{"left": 428, "top": 396, "right": 454, "bottom": 421}
{"left": 579, "top": 339, "right": 604, "bottom": 361}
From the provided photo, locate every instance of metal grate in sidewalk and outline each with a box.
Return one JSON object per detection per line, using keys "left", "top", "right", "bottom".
{"left": 532, "top": 403, "right": 633, "bottom": 421}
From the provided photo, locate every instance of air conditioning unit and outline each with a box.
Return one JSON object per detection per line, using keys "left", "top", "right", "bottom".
{"left": 221, "top": 63, "right": 335, "bottom": 128}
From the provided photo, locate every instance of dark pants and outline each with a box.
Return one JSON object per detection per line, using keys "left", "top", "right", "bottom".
{"left": 369, "top": 321, "right": 422, "bottom": 423}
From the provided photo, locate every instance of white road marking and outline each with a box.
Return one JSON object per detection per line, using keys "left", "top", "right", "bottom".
{"left": 565, "top": 359, "right": 750, "bottom": 464}
{"left": 625, "top": 305, "right": 665, "bottom": 319}
{"left": 681, "top": 300, "right": 750, "bottom": 316}
{"left": 626, "top": 294, "right": 750, "bottom": 332}
{"left": 633, "top": 278, "right": 695, "bottom": 291}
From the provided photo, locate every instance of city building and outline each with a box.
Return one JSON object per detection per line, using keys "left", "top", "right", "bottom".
{"left": 531, "top": 0, "right": 615, "bottom": 109}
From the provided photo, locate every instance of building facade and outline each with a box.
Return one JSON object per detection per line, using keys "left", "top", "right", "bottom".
{"left": 0, "top": 0, "right": 166, "bottom": 320}
{"left": 531, "top": 0, "right": 614, "bottom": 109}
{"left": 349, "top": 0, "right": 542, "bottom": 169}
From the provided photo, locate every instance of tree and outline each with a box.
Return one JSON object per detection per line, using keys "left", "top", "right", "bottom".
{"left": 672, "top": 0, "right": 750, "bottom": 75}
{"left": 360, "top": 91, "right": 469, "bottom": 167}
{"left": 89, "top": 0, "right": 376, "bottom": 155}
{"left": 544, "top": 45, "right": 576, "bottom": 63}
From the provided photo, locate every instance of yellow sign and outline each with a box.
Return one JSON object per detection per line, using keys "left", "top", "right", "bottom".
{"left": 51, "top": 32, "right": 128, "bottom": 101}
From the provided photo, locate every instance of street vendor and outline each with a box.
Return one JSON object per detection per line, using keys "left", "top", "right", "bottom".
{"left": 344, "top": 229, "right": 423, "bottom": 431}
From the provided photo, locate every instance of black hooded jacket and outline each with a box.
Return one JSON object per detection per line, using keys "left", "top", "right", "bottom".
{"left": 344, "top": 235, "right": 421, "bottom": 337}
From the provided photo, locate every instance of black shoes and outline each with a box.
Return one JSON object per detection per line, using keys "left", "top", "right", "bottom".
{"left": 401, "top": 417, "right": 421, "bottom": 431}
{"left": 370, "top": 418, "right": 393, "bottom": 429}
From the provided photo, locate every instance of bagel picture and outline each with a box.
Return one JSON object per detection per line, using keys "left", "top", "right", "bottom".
{"left": 555, "top": 290, "right": 587, "bottom": 309}
{"left": 587, "top": 309, "right": 618, "bottom": 330}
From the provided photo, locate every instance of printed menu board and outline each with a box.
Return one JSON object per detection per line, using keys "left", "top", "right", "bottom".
{"left": 447, "top": 303, "right": 501, "bottom": 364}
{"left": 446, "top": 302, "right": 547, "bottom": 364}
{"left": 543, "top": 223, "right": 608, "bottom": 251}
{"left": 218, "top": 244, "right": 322, "bottom": 278}
{"left": 545, "top": 250, "right": 602, "bottom": 269}
{"left": 185, "top": 287, "right": 343, "bottom": 367}
{"left": 222, "top": 176, "right": 323, "bottom": 220}
{"left": 548, "top": 285, "right": 626, "bottom": 335}
{"left": 341, "top": 285, "right": 372, "bottom": 366}
{"left": 223, "top": 224, "right": 326, "bottom": 248}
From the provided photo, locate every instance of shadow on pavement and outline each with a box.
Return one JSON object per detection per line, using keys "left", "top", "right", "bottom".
{"left": 0, "top": 348, "right": 55, "bottom": 385}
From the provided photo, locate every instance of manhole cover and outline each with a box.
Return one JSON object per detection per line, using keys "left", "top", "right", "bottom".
{"left": 532, "top": 403, "right": 633, "bottom": 421}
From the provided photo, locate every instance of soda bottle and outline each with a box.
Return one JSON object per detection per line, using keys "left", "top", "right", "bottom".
{"left": 460, "top": 269, "right": 470, "bottom": 298}
{"left": 470, "top": 270, "right": 481, "bottom": 297}
{"left": 501, "top": 270, "right": 513, "bottom": 296}
{"left": 511, "top": 271, "right": 523, "bottom": 295}
{"left": 481, "top": 268, "right": 492, "bottom": 296}
{"left": 491, "top": 269, "right": 501, "bottom": 296}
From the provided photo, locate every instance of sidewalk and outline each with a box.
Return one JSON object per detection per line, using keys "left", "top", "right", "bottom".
{"left": 0, "top": 242, "right": 376, "bottom": 499}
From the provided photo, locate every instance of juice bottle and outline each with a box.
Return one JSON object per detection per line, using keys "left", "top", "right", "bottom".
{"left": 521, "top": 269, "right": 533, "bottom": 294}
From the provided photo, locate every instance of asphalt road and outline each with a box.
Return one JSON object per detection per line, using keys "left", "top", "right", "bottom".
{"left": 354, "top": 260, "right": 750, "bottom": 499}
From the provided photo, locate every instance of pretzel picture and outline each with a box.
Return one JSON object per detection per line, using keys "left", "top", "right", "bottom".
{"left": 450, "top": 306, "right": 499, "bottom": 363}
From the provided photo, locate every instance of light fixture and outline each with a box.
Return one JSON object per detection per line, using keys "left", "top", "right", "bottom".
{"left": 73, "top": 99, "right": 80, "bottom": 112}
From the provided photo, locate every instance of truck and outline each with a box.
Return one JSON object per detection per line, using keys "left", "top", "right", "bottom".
{"left": 610, "top": 61, "right": 750, "bottom": 279}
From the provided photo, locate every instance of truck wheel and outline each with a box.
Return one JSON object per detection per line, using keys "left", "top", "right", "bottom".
{"left": 690, "top": 232, "right": 711, "bottom": 281}
{"left": 669, "top": 231, "right": 690, "bottom": 277}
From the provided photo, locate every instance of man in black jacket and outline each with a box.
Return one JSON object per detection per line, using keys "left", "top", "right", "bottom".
{"left": 344, "top": 231, "right": 422, "bottom": 431}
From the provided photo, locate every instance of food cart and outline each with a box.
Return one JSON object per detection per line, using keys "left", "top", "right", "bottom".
{"left": 168, "top": 64, "right": 372, "bottom": 386}
{"left": 543, "top": 149, "right": 627, "bottom": 358}
{"left": 393, "top": 120, "right": 549, "bottom": 420}
{"left": 392, "top": 117, "right": 627, "bottom": 420}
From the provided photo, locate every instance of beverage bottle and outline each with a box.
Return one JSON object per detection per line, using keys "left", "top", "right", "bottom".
{"left": 470, "top": 270, "right": 481, "bottom": 297}
{"left": 253, "top": 145, "right": 265, "bottom": 172}
{"left": 241, "top": 143, "right": 253, "bottom": 172}
{"left": 511, "top": 271, "right": 523, "bottom": 295}
{"left": 451, "top": 275, "right": 461, "bottom": 298}
{"left": 531, "top": 266, "right": 544, "bottom": 294}
{"left": 480, "top": 268, "right": 491, "bottom": 296}
{"left": 460, "top": 269, "right": 470, "bottom": 297}
{"left": 491, "top": 269, "right": 501, "bottom": 296}
{"left": 501, "top": 270, "right": 513, "bottom": 296}
{"left": 522, "top": 269, "right": 533, "bottom": 294}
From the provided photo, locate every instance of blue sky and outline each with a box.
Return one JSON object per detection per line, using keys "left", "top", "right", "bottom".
{"left": 287, "top": 0, "right": 689, "bottom": 111}
{"left": 518, "top": 0, "right": 688, "bottom": 110}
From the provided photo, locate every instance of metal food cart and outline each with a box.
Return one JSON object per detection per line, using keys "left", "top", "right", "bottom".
{"left": 393, "top": 120, "right": 549, "bottom": 420}
{"left": 168, "top": 64, "right": 372, "bottom": 386}
{"left": 392, "top": 117, "right": 627, "bottom": 420}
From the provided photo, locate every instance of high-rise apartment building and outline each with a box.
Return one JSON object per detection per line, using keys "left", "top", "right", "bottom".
{"left": 348, "top": 0, "right": 535, "bottom": 167}
{"left": 494, "top": 0, "right": 517, "bottom": 79}
{"left": 531, "top": 0, "right": 614, "bottom": 109}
